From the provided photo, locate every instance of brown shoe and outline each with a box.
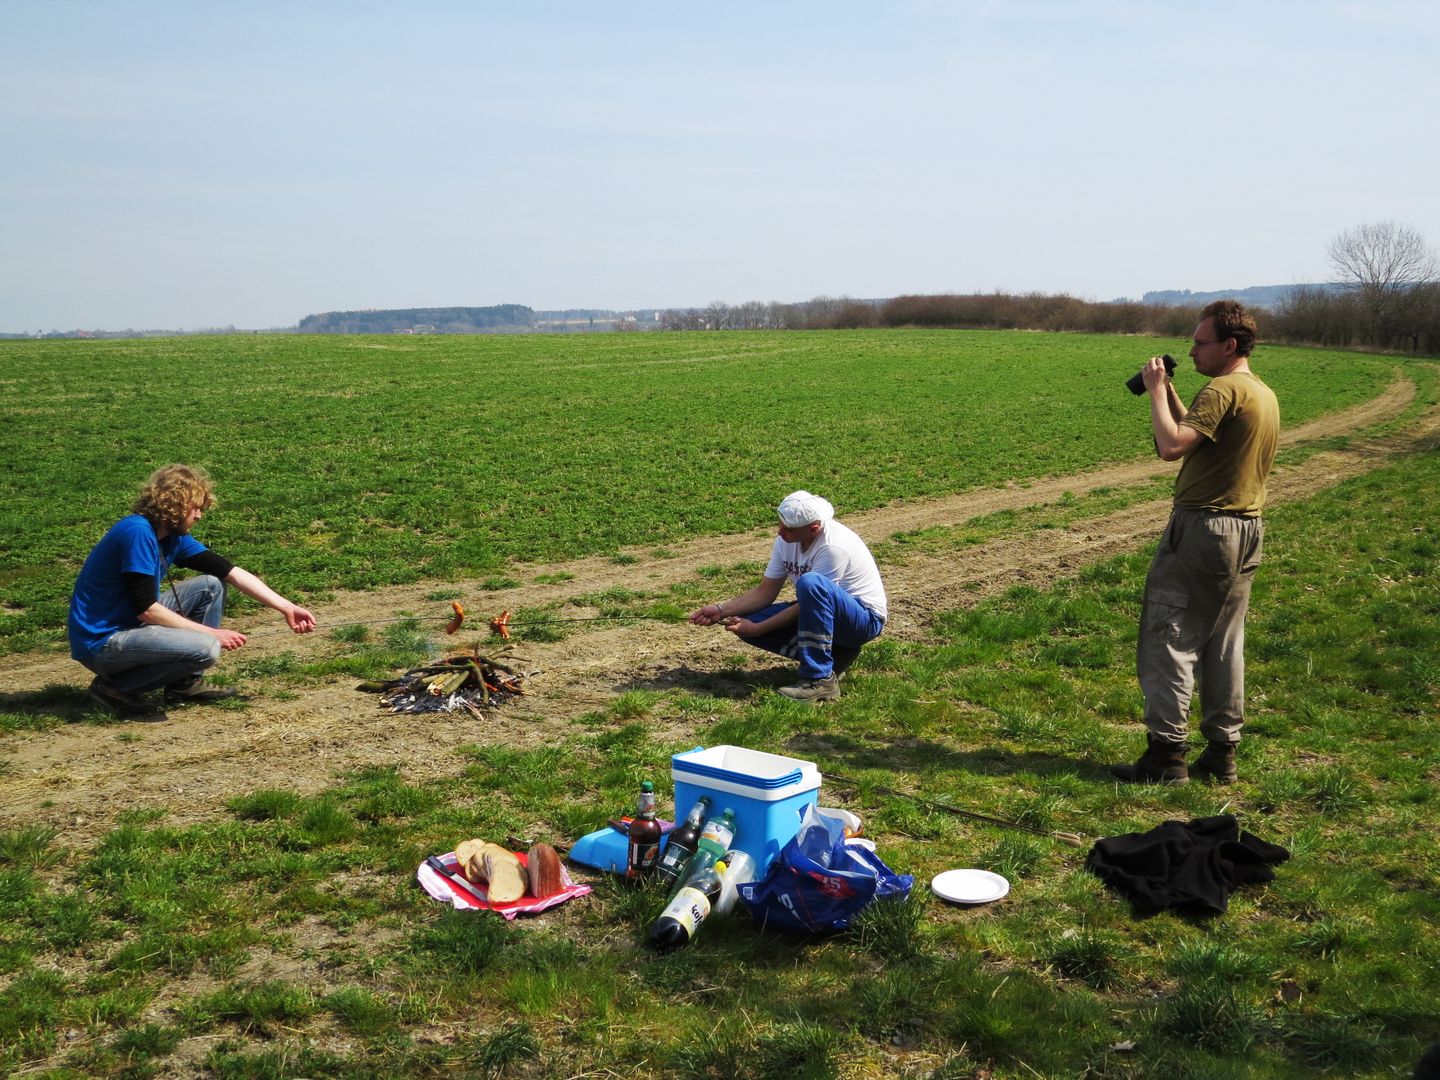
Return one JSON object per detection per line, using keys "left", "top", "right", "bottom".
{"left": 163, "top": 676, "right": 241, "bottom": 705}
{"left": 778, "top": 673, "right": 840, "bottom": 702}
{"left": 1190, "top": 741, "right": 1238, "bottom": 784}
{"left": 1111, "top": 734, "right": 1189, "bottom": 785}
{"left": 88, "top": 678, "right": 166, "bottom": 720}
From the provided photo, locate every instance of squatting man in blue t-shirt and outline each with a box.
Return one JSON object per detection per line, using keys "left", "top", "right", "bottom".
{"left": 688, "top": 490, "right": 887, "bottom": 702}
{"left": 68, "top": 464, "right": 317, "bottom": 717}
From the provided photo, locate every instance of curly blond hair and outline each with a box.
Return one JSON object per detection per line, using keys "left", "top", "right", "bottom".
{"left": 132, "top": 465, "right": 216, "bottom": 532}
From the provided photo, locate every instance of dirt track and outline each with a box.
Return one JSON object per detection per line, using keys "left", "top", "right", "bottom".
{"left": 3, "top": 374, "right": 1434, "bottom": 844}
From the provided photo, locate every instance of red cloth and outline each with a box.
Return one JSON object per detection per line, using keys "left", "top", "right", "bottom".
{"left": 417, "top": 850, "right": 590, "bottom": 919}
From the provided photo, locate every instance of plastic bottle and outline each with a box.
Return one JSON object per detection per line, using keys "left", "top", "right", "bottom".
{"left": 647, "top": 859, "right": 726, "bottom": 952}
{"left": 713, "top": 849, "right": 755, "bottom": 916}
{"left": 653, "top": 795, "right": 711, "bottom": 888}
{"left": 626, "top": 781, "right": 663, "bottom": 882}
{"left": 666, "top": 806, "right": 736, "bottom": 900}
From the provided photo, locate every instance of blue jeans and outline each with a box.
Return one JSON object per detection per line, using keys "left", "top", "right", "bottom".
{"left": 81, "top": 576, "right": 225, "bottom": 695}
{"left": 742, "top": 572, "right": 885, "bottom": 680}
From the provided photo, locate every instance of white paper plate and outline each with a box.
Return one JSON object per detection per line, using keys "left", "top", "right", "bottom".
{"left": 931, "top": 868, "right": 1010, "bottom": 905}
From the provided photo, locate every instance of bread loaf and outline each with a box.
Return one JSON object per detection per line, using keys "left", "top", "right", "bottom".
{"left": 456, "top": 839, "right": 511, "bottom": 884}
{"left": 482, "top": 848, "right": 527, "bottom": 903}
{"left": 526, "top": 843, "right": 563, "bottom": 898}
{"left": 455, "top": 838, "right": 488, "bottom": 881}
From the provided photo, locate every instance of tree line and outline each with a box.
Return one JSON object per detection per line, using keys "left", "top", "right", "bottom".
{"left": 298, "top": 305, "right": 536, "bottom": 334}
{"left": 660, "top": 222, "right": 1440, "bottom": 356}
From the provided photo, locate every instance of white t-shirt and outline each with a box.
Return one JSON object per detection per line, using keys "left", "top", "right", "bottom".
{"left": 764, "top": 519, "right": 887, "bottom": 621}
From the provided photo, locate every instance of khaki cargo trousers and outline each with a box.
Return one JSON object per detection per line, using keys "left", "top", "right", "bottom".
{"left": 1137, "top": 508, "right": 1264, "bottom": 746}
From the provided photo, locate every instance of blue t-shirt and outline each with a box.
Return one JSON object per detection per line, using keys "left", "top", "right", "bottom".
{"left": 68, "top": 515, "right": 208, "bottom": 660}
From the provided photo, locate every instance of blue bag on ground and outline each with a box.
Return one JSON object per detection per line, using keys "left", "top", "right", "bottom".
{"left": 739, "top": 805, "right": 913, "bottom": 933}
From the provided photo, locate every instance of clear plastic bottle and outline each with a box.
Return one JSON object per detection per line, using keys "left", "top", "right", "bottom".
{"left": 626, "top": 781, "right": 663, "bottom": 882}
{"left": 646, "top": 859, "right": 726, "bottom": 952}
{"left": 654, "top": 795, "right": 710, "bottom": 888}
{"left": 713, "top": 849, "right": 755, "bottom": 916}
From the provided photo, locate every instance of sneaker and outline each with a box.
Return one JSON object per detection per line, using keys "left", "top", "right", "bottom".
{"left": 778, "top": 673, "right": 840, "bottom": 702}
{"left": 163, "top": 676, "right": 240, "bottom": 704}
{"left": 88, "top": 677, "right": 163, "bottom": 718}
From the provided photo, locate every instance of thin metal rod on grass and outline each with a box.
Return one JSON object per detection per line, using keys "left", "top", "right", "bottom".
{"left": 826, "top": 773, "right": 1085, "bottom": 847}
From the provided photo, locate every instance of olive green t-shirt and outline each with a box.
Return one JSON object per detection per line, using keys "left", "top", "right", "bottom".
{"left": 1173, "top": 371, "right": 1279, "bottom": 516}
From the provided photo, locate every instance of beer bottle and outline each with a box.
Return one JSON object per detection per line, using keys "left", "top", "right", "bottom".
{"left": 653, "top": 795, "right": 710, "bottom": 888}
{"left": 666, "top": 806, "right": 736, "bottom": 900}
{"left": 625, "top": 781, "right": 663, "bottom": 882}
{"left": 647, "top": 859, "right": 726, "bottom": 952}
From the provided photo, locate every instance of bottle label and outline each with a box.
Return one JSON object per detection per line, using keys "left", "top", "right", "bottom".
{"left": 656, "top": 842, "right": 689, "bottom": 876}
{"left": 629, "top": 837, "right": 661, "bottom": 873}
{"left": 659, "top": 886, "right": 711, "bottom": 936}
{"left": 698, "top": 819, "right": 734, "bottom": 853}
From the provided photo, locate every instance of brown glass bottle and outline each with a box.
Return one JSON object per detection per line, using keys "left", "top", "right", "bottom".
{"left": 626, "top": 781, "right": 663, "bottom": 882}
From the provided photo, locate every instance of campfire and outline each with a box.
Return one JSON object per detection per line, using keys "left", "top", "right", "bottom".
{"left": 354, "top": 603, "right": 531, "bottom": 716}
{"left": 364, "top": 652, "right": 530, "bottom": 716}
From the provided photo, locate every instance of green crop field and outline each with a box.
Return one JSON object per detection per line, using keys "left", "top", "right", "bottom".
{"left": 0, "top": 330, "right": 1396, "bottom": 653}
{"left": 1, "top": 330, "right": 1435, "bottom": 1079}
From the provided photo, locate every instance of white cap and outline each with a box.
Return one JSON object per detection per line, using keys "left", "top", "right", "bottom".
{"left": 776, "top": 490, "right": 834, "bottom": 527}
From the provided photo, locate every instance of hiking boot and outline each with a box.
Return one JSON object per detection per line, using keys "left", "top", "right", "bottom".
{"left": 163, "top": 676, "right": 240, "bottom": 705}
{"left": 832, "top": 645, "right": 862, "bottom": 679}
{"left": 778, "top": 673, "right": 841, "bottom": 702}
{"left": 1190, "top": 740, "right": 1238, "bottom": 784}
{"left": 1111, "top": 733, "right": 1189, "bottom": 785}
{"left": 88, "top": 677, "right": 163, "bottom": 718}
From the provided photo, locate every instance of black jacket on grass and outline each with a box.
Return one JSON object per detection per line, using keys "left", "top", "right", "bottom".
{"left": 1085, "top": 814, "right": 1289, "bottom": 916}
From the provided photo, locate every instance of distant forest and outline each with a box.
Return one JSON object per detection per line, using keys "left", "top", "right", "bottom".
{"left": 1143, "top": 283, "right": 1343, "bottom": 308}
{"left": 298, "top": 305, "right": 536, "bottom": 334}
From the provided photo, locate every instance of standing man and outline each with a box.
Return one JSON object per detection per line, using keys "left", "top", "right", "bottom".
{"left": 1113, "top": 300, "right": 1279, "bottom": 784}
{"left": 69, "top": 464, "right": 317, "bottom": 716}
{"left": 689, "top": 490, "right": 886, "bottom": 702}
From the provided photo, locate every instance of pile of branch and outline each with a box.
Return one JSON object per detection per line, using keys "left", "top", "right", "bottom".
{"left": 357, "top": 653, "right": 530, "bottom": 717}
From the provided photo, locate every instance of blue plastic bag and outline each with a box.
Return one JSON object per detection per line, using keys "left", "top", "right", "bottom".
{"left": 739, "top": 805, "right": 913, "bottom": 933}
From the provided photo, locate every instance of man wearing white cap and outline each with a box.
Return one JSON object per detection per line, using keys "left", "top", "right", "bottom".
{"left": 689, "top": 491, "right": 887, "bottom": 701}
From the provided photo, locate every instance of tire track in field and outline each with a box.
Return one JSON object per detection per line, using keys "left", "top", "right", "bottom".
{"left": 1, "top": 375, "right": 1430, "bottom": 841}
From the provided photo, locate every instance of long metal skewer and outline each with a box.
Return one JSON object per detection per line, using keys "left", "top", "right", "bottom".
{"left": 826, "top": 773, "right": 1085, "bottom": 848}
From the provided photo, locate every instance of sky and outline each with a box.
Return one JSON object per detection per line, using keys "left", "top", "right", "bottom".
{"left": 3, "top": 1, "right": 1438, "bottom": 332}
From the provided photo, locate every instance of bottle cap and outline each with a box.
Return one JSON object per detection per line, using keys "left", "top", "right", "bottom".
{"left": 641, "top": 781, "right": 654, "bottom": 792}
{"left": 715, "top": 860, "right": 727, "bottom": 874}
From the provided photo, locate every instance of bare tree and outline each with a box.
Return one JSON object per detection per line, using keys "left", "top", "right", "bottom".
{"left": 1327, "top": 221, "right": 1438, "bottom": 346}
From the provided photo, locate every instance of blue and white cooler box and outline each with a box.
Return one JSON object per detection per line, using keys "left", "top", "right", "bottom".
{"left": 671, "top": 745, "right": 822, "bottom": 875}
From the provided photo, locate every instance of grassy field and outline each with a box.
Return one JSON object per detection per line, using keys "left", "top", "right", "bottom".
{"left": 0, "top": 330, "right": 1395, "bottom": 654}
{"left": 2, "top": 425, "right": 1436, "bottom": 1078}
{"left": 1, "top": 331, "right": 1435, "bottom": 1078}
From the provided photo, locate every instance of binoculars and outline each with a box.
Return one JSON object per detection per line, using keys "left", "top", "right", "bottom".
{"left": 1127, "top": 353, "right": 1176, "bottom": 395}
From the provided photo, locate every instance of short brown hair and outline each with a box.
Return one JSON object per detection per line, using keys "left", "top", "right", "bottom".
{"left": 1200, "top": 299, "right": 1258, "bottom": 357}
{"left": 132, "top": 464, "right": 216, "bottom": 532}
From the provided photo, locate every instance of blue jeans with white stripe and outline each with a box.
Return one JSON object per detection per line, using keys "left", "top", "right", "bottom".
{"left": 742, "top": 572, "right": 884, "bottom": 680}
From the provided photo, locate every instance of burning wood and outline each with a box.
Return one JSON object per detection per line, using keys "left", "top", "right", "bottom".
{"left": 359, "top": 653, "right": 531, "bottom": 716}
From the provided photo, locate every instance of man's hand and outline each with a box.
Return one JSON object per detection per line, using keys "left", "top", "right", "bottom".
{"left": 689, "top": 604, "right": 726, "bottom": 626}
{"left": 285, "top": 605, "right": 317, "bottom": 634}
{"left": 1140, "top": 356, "right": 1171, "bottom": 394}
{"left": 723, "top": 617, "right": 762, "bottom": 639}
{"left": 214, "top": 627, "right": 248, "bottom": 651}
